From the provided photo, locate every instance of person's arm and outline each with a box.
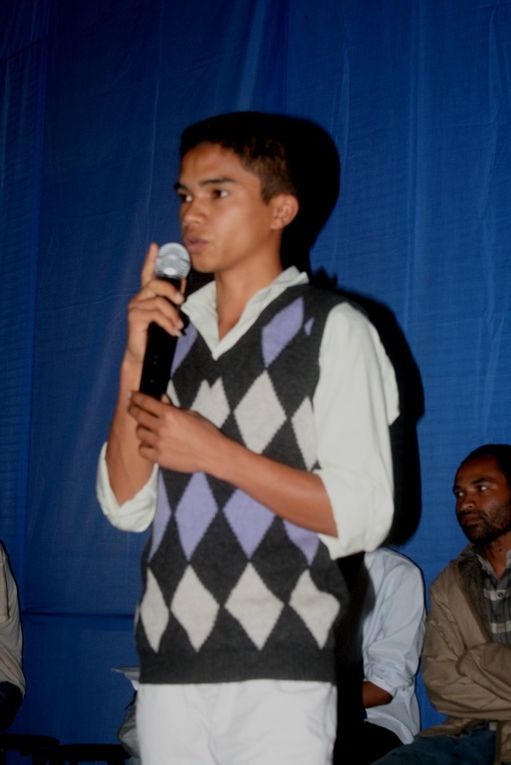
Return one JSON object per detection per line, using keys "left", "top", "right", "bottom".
{"left": 127, "top": 303, "right": 398, "bottom": 539}
{"left": 104, "top": 243, "right": 186, "bottom": 505}
{"left": 96, "top": 442, "right": 158, "bottom": 531}
{"left": 128, "top": 393, "right": 336, "bottom": 535}
{"left": 313, "top": 304, "right": 399, "bottom": 556}
{"left": 362, "top": 681, "right": 392, "bottom": 708}
{"left": 422, "top": 577, "right": 511, "bottom": 719}
{"left": 361, "top": 554, "right": 425, "bottom": 708}
{"left": 457, "top": 642, "right": 511, "bottom": 702}
{"left": 0, "top": 545, "right": 25, "bottom": 694}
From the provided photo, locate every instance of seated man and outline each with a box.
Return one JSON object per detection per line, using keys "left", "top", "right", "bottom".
{"left": 335, "top": 547, "right": 425, "bottom": 764}
{"left": 373, "top": 444, "right": 511, "bottom": 765}
{"left": 0, "top": 542, "right": 25, "bottom": 730}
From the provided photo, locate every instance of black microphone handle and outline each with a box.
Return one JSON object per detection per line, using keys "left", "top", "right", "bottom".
{"left": 139, "top": 320, "right": 178, "bottom": 399}
{"left": 138, "top": 243, "right": 190, "bottom": 399}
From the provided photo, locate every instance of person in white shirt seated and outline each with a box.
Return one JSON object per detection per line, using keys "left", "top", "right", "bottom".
{"left": 335, "top": 547, "right": 425, "bottom": 764}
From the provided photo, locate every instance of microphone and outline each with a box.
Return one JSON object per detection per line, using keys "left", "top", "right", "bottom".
{"left": 139, "top": 242, "right": 191, "bottom": 398}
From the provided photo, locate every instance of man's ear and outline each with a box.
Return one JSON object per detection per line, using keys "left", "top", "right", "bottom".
{"left": 270, "top": 194, "right": 299, "bottom": 230}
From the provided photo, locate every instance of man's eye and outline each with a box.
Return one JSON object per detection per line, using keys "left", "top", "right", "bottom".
{"left": 177, "top": 192, "right": 192, "bottom": 204}
{"left": 212, "top": 188, "right": 228, "bottom": 199}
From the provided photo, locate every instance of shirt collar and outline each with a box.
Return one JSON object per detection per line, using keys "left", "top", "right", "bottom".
{"left": 472, "top": 547, "right": 511, "bottom": 579}
{"left": 181, "top": 267, "right": 308, "bottom": 357}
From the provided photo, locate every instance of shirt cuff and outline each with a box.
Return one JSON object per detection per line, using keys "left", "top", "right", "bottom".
{"left": 363, "top": 670, "right": 398, "bottom": 697}
{"left": 96, "top": 442, "right": 158, "bottom": 531}
{"left": 315, "top": 466, "right": 393, "bottom": 559}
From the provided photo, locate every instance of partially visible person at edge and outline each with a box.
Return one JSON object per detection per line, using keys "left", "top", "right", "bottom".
{"left": 335, "top": 547, "right": 425, "bottom": 764}
{"left": 97, "top": 111, "right": 399, "bottom": 764}
{"left": 373, "top": 443, "right": 511, "bottom": 765}
{"left": 0, "top": 542, "right": 25, "bottom": 730}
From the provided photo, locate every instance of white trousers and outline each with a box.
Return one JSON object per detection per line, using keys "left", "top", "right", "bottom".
{"left": 136, "top": 680, "right": 337, "bottom": 765}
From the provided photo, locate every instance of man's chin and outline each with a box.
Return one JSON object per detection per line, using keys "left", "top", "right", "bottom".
{"left": 464, "top": 526, "right": 507, "bottom": 546}
{"left": 461, "top": 524, "right": 487, "bottom": 543}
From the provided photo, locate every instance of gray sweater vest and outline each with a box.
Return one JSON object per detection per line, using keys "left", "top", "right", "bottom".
{"left": 136, "top": 284, "right": 348, "bottom": 684}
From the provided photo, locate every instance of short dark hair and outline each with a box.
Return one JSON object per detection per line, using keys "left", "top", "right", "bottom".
{"left": 180, "top": 111, "right": 340, "bottom": 271}
{"left": 459, "top": 443, "right": 511, "bottom": 487}
{"left": 180, "top": 112, "right": 299, "bottom": 202}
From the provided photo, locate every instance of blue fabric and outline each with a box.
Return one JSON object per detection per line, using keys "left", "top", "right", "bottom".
{"left": 1, "top": 0, "right": 511, "bottom": 746}
{"left": 372, "top": 729, "right": 496, "bottom": 765}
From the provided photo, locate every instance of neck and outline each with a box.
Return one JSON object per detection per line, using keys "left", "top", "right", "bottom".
{"left": 214, "top": 260, "right": 283, "bottom": 339}
{"left": 479, "top": 531, "right": 511, "bottom": 579}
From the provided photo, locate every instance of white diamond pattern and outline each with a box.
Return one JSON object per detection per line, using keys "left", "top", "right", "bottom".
{"left": 139, "top": 569, "right": 170, "bottom": 653}
{"left": 234, "top": 371, "right": 286, "bottom": 453}
{"left": 225, "top": 563, "right": 283, "bottom": 649}
{"left": 289, "top": 571, "right": 340, "bottom": 648}
{"left": 171, "top": 566, "right": 219, "bottom": 651}
{"left": 191, "top": 378, "right": 230, "bottom": 428}
{"left": 291, "top": 397, "right": 316, "bottom": 469}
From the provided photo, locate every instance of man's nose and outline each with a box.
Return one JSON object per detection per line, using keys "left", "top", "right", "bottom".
{"left": 459, "top": 494, "right": 476, "bottom": 511}
{"left": 182, "top": 198, "right": 205, "bottom": 223}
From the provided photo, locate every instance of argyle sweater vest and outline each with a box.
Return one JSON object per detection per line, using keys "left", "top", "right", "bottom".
{"left": 136, "top": 284, "right": 349, "bottom": 685}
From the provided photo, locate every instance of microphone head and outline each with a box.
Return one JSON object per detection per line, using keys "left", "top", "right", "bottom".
{"left": 155, "top": 242, "right": 191, "bottom": 280}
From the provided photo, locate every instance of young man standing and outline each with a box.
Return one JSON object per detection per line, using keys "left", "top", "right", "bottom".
{"left": 97, "top": 112, "right": 399, "bottom": 764}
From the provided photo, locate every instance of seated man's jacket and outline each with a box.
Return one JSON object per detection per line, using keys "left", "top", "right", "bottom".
{"left": 421, "top": 546, "right": 511, "bottom": 765}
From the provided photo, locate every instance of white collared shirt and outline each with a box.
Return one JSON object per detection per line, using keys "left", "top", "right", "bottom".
{"left": 362, "top": 548, "right": 426, "bottom": 743}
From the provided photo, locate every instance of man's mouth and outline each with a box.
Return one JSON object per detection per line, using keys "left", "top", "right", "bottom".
{"left": 184, "top": 235, "right": 208, "bottom": 254}
{"left": 458, "top": 512, "right": 481, "bottom": 529}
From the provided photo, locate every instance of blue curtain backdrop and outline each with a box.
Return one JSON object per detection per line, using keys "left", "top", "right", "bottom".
{"left": 1, "top": 0, "right": 510, "bottom": 745}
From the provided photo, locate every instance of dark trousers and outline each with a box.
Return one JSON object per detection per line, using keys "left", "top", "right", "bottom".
{"left": 0, "top": 682, "right": 23, "bottom": 731}
{"left": 371, "top": 729, "right": 504, "bottom": 765}
{"left": 334, "top": 720, "right": 402, "bottom": 764}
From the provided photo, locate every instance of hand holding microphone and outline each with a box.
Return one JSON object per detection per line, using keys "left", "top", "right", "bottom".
{"left": 138, "top": 242, "right": 191, "bottom": 398}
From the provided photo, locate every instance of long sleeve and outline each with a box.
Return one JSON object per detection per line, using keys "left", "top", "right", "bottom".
{"left": 314, "top": 303, "right": 399, "bottom": 558}
{"left": 363, "top": 552, "right": 425, "bottom": 697}
{"left": 362, "top": 549, "right": 425, "bottom": 743}
{"left": 96, "top": 443, "right": 158, "bottom": 531}
{"left": 422, "top": 572, "right": 511, "bottom": 720}
{"left": 0, "top": 545, "right": 25, "bottom": 692}
{"left": 457, "top": 643, "right": 511, "bottom": 703}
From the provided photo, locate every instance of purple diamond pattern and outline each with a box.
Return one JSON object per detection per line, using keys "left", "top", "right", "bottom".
{"left": 223, "top": 490, "right": 274, "bottom": 557}
{"left": 148, "top": 472, "right": 173, "bottom": 560}
{"left": 175, "top": 472, "right": 218, "bottom": 558}
{"left": 171, "top": 324, "right": 198, "bottom": 375}
{"left": 304, "top": 317, "right": 314, "bottom": 335}
{"left": 283, "top": 520, "right": 319, "bottom": 564}
{"left": 262, "top": 297, "right": 304, "bottom": 367}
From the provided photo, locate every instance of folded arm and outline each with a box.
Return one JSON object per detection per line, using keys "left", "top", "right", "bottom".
{"left": 128, "top": 392, "right": 337, "bottom": 535}
{"left": 363, "top": 556, "right": 425, "bottom": 704}
{"left": 423, "top": 580, "right": 511, "bottom": 720}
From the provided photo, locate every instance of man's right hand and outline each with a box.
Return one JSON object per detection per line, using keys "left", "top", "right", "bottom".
{"left": 105, "top": 243, "right": 186, "bottom": 505}
{"left": 125, "top": 242, "right": 186, "bottom": 366}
